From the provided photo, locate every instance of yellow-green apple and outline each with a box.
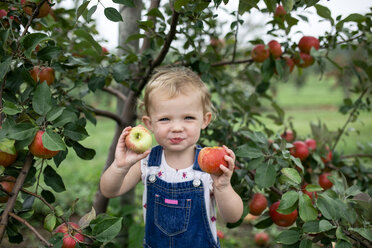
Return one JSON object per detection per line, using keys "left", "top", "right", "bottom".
{"left": 21, "top": 0, "right": 51, "bottom": 18}
{"left": 281, "top": 130, "right": 294, "bottom": 142}
{"left": 268, "top": 40, "right": 282, "bottom": 58}
{"left": 274, "top": 5, "right": 286, "bottom": 19}
{"left": 251, "top": 44, "right": 269, "bottom": 62}
{"left": 243, "top": 213, "right": 258, "bottom": 223}
{"left": 198, "top": 147, "right": 228, "bottom": 175}
{"left": 305, "top": 138, "right": 316, "bottom": 151}
{"left": 54, "top": 222, "right": 84, "bottom": 248}
{"left": 0, "top": 139, "right": 18, "bottom": 167}
{"left": 294, "top": 52, "right": 315, "bottom": 68}
{"left": 290, "top": 141, "right": 309, "bottom": 161}
{"left": 255, "top": 232, "right": 269, "bottom": 246}
{"left": 318, "top": 172, "right": 333, "bottom": 190}
{"left": 249, "top": 193, "right": 268, "bottom": 216}
{"left": 269, "top": 201, "right": 298, "bottom": 227}
{"left": 30, "top": 66, "right": 55, "bottom": 85}
{"left": 29, "top": 130, "right": 60, "bottom": 159}
{"left": 125, "top": 125, "right": 152, "bottom": 154}
{"left": 298, "top": 36, "right": 320, "bottom": 54}
{"left": 0, "top": 176, "right": 15, "bottom": 203}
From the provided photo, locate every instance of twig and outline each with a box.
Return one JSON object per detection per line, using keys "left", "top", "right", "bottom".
{"left": 212, "top": 58, "right": 253, "bottom": 67}
{"left": 102, "top": 87, "right": 128, "bottom": 102}
{"left": 91, "top": 107, "right": 124, "bottom": 126}
{"left": 340, "top": 154, "right": 372, "bottom": 160}
{"left": 0, "top": 153, "right": 34, "bottom": 243}
{"left": 232, "top": 10, "right": 239, "bottom": 62}
{"left": 8, "top": 212, "right": 53, "bottom": 247}
{"left": 140, "top": 0, "right": 161, "bottom": 53}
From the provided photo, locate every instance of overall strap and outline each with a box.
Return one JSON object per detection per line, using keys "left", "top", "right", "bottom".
{"left": 148, "top": 145, "right": 163, "bottom": 167}
{"left": 192, "top": 145, "right": 203, "bottom": 172}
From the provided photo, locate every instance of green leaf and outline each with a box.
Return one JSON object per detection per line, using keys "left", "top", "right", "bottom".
{"left": 276, "top": 230, "right": 300, "bottom": 245}
{"left": 3, "top": 101, "right": 22, "bottom": 115}
{"left": 316, "top": 194, "right": 339, "bottom": 220}
{"left": 343, "top": 13, "right": 366, "bottom": 23}
{"left": 235, "top": 144, "right": 263, "bottom": 159}
{"left": 335, "top": 240, "right": 352, "bottom": 248}
{"left": 113, "top": 0, "right": 135, "bottom": 7}
{"left": 299, "top": 239, "right": 312, "bottom": 248}
{"left": 147, "top": 8, "right": 165, "bottom": 20}
{"left": 336, "top": 226, "right": 350, "bottom": 242}
{"left": 76, "top": 0, "right": 90, "bottom": 20}
{"left": 37, "top": 46, "right": 63, "bottom": 61}
{"left": 174, "top": 0, "right": 189, "bottom": 12}
{"left": 88, "top": 76, "right": 106, "bottom": 92}
{"left": 33, "top": 82, "right": 52, "bottom": 116}
{"left": 303, "top": 220, "right": 320, "bottom": 233}
{"left": 241, "top": 130, "right": 268, "bottom": 144}
{"left": 8, "top": 123, "right": 37, "bottom": 141}
{"left": 52, "top": 110, "right": 78, "bottom": 128}
{"left": 299, "top": 194, "right": 318, "bottom": 222}
{"left": 63, "top": 123, "right": 88, "bottom": 141}
{"left": 315, "top": 4, "right": 333, "bottom": 24}
{"left": 282, "top": 0, "right": 294, "bottom": 12}
{"left": 79, "top": 207, "right": 96, "bottom": 229}
{"left": 71, "top": 140, "right": 96, "bottom": 160}
{"left": 305, "top": 184, "right": 323, "bottom": 192}
{"left": 255, "top": 162, "right": 276, "bottom": 188}
{"left": 349, "top": 228, "right": 372, "bottom": 242}
{"left": 86, "top": 5, "right": 97, "bottom": 22}
{"left": 74, "top": 29, "right": 101, "bottom": 54}
{"left": 280, "top": 168, "right": 301, "bottom": 185}
{"left": 41, "top": 189, "right": 55, "bottom": 204}
{"left": 104, "top": 7, "right": 123, "bottom": 22}
{"left": 92, "top": 216, "right": 123, "bottom": 242}
{"left": 126, "top": 33, "right": 147, "bottom": 43}
{"left": 21, "top": 33, "right": 51, "bottom": 58}
{"left": 278, "top": 191, "right": 298, "bottom": 214}
{"left": 247, "top": 157, "right": 264, "bottom": 170}
{"left": 43, "top": 129, "right": 66, "bottom": 151}
{"left": 43, "top": 165, "right": 66, "bottom": 193}
{"left": 319, "top": 219, "right": 336, "bottom": 232}
{"left": 0, "top": 56, "right": 12, "bottom": 80}
{"left": 44, "top": 213, "right": 56, "bottom": 232}
{"left": 46, "top": 107, "right": 66, "bottom": 122}
{"left": 0, "top": 138, "right": 17, "bottom": 155}
{"left": 238, "top": 0, "right": 259, "bottom": 15}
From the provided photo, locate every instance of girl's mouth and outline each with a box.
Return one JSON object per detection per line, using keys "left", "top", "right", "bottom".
{"left": 170, "top": 138, "right": 183, "bottom": 144}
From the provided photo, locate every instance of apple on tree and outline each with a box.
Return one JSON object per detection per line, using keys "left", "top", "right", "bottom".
{"left": 268, "top": 40, "right": 282, "bottom": 58}
{"left": 198, "top": 147, "right": 228, "bottom": 175}
{"left": 305, "top": 138, "right": 316, "bottom": 151}
{"left": 302, "top": 183, "right": 318, "bottom": 201}
{"left": 281, "top": 130, "right": 294, "bottom": 142}
{"left": 284, "top": 57, "right": 295, "bottom": 73}
{"left": 251, "top": 44, "right": 270, "bottom": 63}
{"left": 274, "top": 5, "right": 286, "bottom": 19}
{"left": 21, "top": 0, "right": 51, "bottom": 18}
{"left": 30, "top": 66, "right": 55, "bottom": 86}
{"left": 321, "top": 146, "right": 333, "bottom": 163}
{"left": 249, "top": 193, "right": 268, "bottom": 216}
{"left": 290, "top": 141, "right": 310, "bottom": 161}
{"left": 254, "top": 232, "right": 270, "bottom": 246}
{"left": 293, "top": 52, "right": 315, "bottom": 68}
{"left": 269, "top": 201, "right": 298, "bottom": 227}
{"left": 0, "top": 176, "right": 16, "bottom": 203}
{"left": 298, "top": 36, "right": 320, "bottom": 54}
{"left": 0, "top": 138, "right": 18, "bottom": 167}
{"left": 29, "top": 130, "right": 60, "bottom": 159}
{"left": 54, "top": 222, "right": 84, "bottom": 248}
{"left": 125, "top": 125, "right": 152, "bottom": 154}
{"left": 318, "top": 172, "right": 333, "bottom": 190}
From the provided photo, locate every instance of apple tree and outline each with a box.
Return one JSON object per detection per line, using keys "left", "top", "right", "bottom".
{"left": 0, "top": 0, "right": 371, "bottom": 247}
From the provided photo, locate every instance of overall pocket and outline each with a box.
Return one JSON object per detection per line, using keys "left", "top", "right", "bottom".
{"left": 154, "top": 194, "right": 192, "bottom": 236}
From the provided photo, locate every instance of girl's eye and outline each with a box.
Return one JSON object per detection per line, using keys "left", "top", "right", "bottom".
{"left": 185, "top": 116, "right": 195, "bottom": 120}
{"left": 159, "top": 118, "right": 169, "bottom": 121}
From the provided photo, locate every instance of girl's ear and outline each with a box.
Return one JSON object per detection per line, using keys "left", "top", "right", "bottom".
{"left": 201, "top": 112, "right": 212, "bottom": 129}
{"left": 142, "top": 115, "right": 152, "bottom": 131}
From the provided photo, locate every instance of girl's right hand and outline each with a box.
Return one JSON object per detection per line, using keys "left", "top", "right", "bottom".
{"left": 114, "top": 126, "right": 151, "bottom": 169}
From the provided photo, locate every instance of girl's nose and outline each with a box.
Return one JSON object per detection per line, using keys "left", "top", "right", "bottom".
{"left": 171, "top": 121, "right": 183, "bottom": 132}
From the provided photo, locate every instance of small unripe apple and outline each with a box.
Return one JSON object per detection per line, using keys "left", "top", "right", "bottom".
{"left": 125, "top": 125, "right": 152, "bottom": 154}
{"left": 0, "top": 139, "right": 18, "bottom": 167}
{"left": 198, "top": 147, "right": 228, "bottom": 175}
{"left": 268, "top": 40, "right": 282, "bottom": 58}
{"left": 305, "top": 138, "right": 316, "bottom": 151}
{"left": 54, "top": 222, "right": 84, "bottom": 248}
{"left": 318, "top": 172, "right": 333, "bottom": 190}
{"left": 29, "top": 131, "right": 60, "bottom": 159}
{"left": 294, "top": 52, "right": 314, "bottom": 68}
{"left": 249, "top": 193, "right": 268, "bottom": 216}
{"left": 255, "top": 232, "right": 269, "bottom": 246}
{"left": 30, "top": 66, "right": 55, "bottom": 85}
{"left": 21, "top": 0, "right": 51, "bottom": 18}
{"left": 269, "top": 201, "right": 298, "bottom": 227}
{"left": 0, "top": 176, "right": 16, "bottom": 203}
{"left": 281, "top": 130, "right": 294, "bottom": 142}
{"left": 251, "top": 44, "right": 270, "bottom": 62}
{"left": 298, "top": 36, "right": 320, "bottom": 54}
{"left": 274, "top": 5, "right": 286, "bottom": 19}
{"left": 290, "top": 141, "right": 310, "bottom": 161}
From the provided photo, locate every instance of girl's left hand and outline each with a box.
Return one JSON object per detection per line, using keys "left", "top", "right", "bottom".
{"left": 211, "top": 145, "right": 236, "bottom": 191}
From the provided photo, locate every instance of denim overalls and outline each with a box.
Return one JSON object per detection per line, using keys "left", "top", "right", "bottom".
{"left": 143, "top": 145, "right": 220, "bottom": 248}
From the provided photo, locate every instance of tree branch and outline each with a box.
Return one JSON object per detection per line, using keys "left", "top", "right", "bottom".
{"left": 8, "top": 212, "right": 53, "bottom": 247}
{"left": 0, "top": 153, "right": 34, "bottom": 243}
{"left": 102, "top": 86, "right": 128, "bottom": 102}
{"left": 340, "top": 154, "right": 372, "bottom": 160}
{"left": 212, "top": 58, "right": 254, "bottom": 67}
{"left": 140, "top": 0, "right": 161, "bottom": 53}
{"left": 91, "top": 107, "right": 124, "bottom": 126}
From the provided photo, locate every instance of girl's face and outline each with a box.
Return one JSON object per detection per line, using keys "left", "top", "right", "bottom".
{"left": 142, "top": 90, "right": 211, "bottom": 155}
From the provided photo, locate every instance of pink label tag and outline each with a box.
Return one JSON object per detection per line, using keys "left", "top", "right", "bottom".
{"left": 164, "top": 199, "right": 178, "bottom": 205}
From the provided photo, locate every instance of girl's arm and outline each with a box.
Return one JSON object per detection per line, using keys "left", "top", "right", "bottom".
{"left": 100, "top": 127, "right": 150, "bottom": 198}
{"left": 211, "top": 146, "right": 244, "bottom": 223}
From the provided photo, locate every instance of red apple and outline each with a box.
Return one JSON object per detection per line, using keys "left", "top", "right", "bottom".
{"left": 21, "top": 0, "right": 51, "bottom": 18}
{"left": 298, "top": 36, "right": 320, "bottom": 54}
{"left": 198, "top": 147, "right": 228, "bottom": 175}
{"left": 284, "top": 57, "right": 295, "bottom": 73}
{"left": 305, "top": 138, "right": 316, "bottom": 151}
{"left": 0, "top": 9, "right": 7, "bottom": 18}
{"left": 269, "top": 201, "right": 298, "bottom": 227}
{"left": 102, "top": 46, "right": 109, "bottom": 54}
{"left": 0, "top": 139, "right": 18, "bottom": 167}
{"left": 321, "top": 146, "right": 332, "bottom": 163}
{"left": 290, "top": 141, "right": 310, "bottom": 161}
{"left": 302, "top": 183, "right": 318, "bottom": 201}
{"left": 125, "top": 125, "right": 152, "bottom": 154}
{"left": 29, "top": 131, "right": 60, "bottom": 159}
{"left": 294, "top": 52, "right": 315, "bottom": 68}
{"left": 30, "top": 66, "right": 55, "bottom": 86}
{"left": 210, "top": 38, "right": 225, "bottom": 48}
{"left": 243, "top": 213, "right": 258, "bottom": 223}
{"left": 281, "top": 130, "right": 294, "bottom": 142}
{"left": 0, "top": 176, "right": 16, "bottom": 203}
{"left": 54, "top": 222, "right": 84, "bottom": 248}
{"left": 268, "top": 40, "right": 282, "bottom": 58}
{"left": 217, "top": 230, "right": 224, "bottom": 240}
{"left": 249, "top": 193, "right": 268, "bottom": 216}
{"left": 251, "top": 44, "right": 270, "bottom": 62}
{"left": 274, "top": 5, "right": 286, "bottom": 19}
{"left": 255, "top": 232, "right": 269, "bottom": 246}
{"left": 318, "top": 172, "right": 333, "bottom": 190}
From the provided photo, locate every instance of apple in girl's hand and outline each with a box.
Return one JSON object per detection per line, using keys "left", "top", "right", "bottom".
{"left": 125, "top": 125, "right": 152, "bottom": 154}
{"left": 198, "top": 147, "right": 228, "bottom": 175}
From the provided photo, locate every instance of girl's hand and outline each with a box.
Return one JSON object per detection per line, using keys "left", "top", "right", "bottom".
{"left": 211, "top": 145, "right": 236, "bottom": 191}
{"left": 114, "top": 126, "right": 151, "bottom": 169}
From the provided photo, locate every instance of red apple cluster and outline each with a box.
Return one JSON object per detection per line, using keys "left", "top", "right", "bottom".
{"left": 30, "top": 66, "right": 55, "bottom": 86}
{"left": 54, "top": 222, "right": 84, "bottom": 248}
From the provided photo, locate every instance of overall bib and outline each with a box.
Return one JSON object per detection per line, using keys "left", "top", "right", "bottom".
{"left": 143, "top": 145, "right": 220, "bottom": 248}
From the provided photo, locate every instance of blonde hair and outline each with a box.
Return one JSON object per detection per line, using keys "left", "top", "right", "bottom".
{"left": 142, "top": 66, "right": 213, "bottom": 116}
